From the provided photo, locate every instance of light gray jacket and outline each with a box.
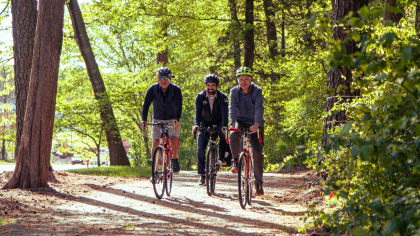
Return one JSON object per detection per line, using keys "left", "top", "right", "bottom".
{"left": 229, "top": 83, "right": 264, "bottom": 127}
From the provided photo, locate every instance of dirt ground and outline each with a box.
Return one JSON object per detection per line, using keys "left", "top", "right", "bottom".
{"left": 0, "top": 168, "right": 329, "bottom": 235}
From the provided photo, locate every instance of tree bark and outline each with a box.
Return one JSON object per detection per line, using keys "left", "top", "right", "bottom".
{"left": 3, "top": 0, "right": 65, "bottom": 189}
{"left": 243, "top": 0, "right": 254, "bottom": 69}
{"left": 263, "top": 0, "right": 278, "bottom": 60}
{"left": 11, "top": 0, "right": 37, "bottom": 160}
{"left": 281, "top": 9, "right": 285, "bottom": 58}
{"left": 67, "top": 0, "right": 130, "bottom": 166}
{"left": 1, "top": 139, "right": 6, "bottom": 161}
{"left": 383, "top": 0, "right": 397, "bottom": 22}
{"left": 324, "top": 0, "right": 368, "bottom": 131}
{"left": 229, "top": 0, "right": 241, "bottom": 69}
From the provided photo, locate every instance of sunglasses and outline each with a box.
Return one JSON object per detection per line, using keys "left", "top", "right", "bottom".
{"left": 158, "top": 77, "right": 170, "bottom": 81}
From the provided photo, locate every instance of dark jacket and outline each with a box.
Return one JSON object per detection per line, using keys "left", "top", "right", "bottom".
{"left": 229, "top": 83, "right": 264, "bottom": 127}
{"left": 194, "top": 90, "right": 228, "bottom": 127}
{"left": 142, "top": 83, "right": 182, "bottom": 121}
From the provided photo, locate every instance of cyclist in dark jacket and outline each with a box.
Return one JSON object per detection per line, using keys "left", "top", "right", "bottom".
{"left": 192, "top": 74, "right": 229, "bottom": 186}
{"left": 141, "top": 67, "right": 182, "bottom": 174}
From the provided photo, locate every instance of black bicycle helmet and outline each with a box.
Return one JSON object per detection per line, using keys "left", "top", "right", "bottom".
{"left": 203, "top": 74, "right": 219, "bottom": 85}
{"left": 156, "top": 67, "right": 175, "bottom": 78}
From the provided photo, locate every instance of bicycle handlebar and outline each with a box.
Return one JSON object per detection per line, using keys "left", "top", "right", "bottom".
{"left": 226, "top": 128, "right": 261, "bottom": 144}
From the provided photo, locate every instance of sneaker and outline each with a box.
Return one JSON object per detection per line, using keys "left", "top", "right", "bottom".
{"left": 217, "top": 158, "right": 226, "bottom": 166}
{"left": 149, "top": 177, "right": 153, "bottom": 183}
{"left": 172, "top": 159, "right": 180, "bottom": 174}
{"left": 231, "top": 162, "right": 238, "bottom": 173}
{"left": 256, "top": 185, "right": 264, "bottom": 196}
{"left": 198, "top": 175, "right": 205, "bottom": 186}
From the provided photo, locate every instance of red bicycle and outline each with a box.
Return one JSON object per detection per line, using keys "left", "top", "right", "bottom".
{"left": 147, "top": 122, "right": 174, "bottom": 199}
{"left": 227, "top": 128, "right": 262, "bottom": 209}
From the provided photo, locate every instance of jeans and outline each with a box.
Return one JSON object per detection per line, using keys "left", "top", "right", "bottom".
{"left": 197, "top": 123, "right": 227, "bottom": 175}
{"left": 229, "top": 126, "right": 264, "bottom": 186}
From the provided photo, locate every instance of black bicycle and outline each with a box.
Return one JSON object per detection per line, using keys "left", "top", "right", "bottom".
{"left": 194, "top": 125, "right": 223, "bottom": 196}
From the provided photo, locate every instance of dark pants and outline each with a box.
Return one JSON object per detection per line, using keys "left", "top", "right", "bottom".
{"left": 197, "top": 123, "right": 227, "bottom": 175}
{"left": 229, "top": 127, "right": 264, "bottom": 186}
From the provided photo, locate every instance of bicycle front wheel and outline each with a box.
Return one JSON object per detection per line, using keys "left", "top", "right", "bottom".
{"left": 165, "top": 156, "right": 173, "bottom": 197}
{"left": 206, "top": 147, "right": 213, "bottom": 196}
{"left": 152, "top": 147, "right": 166, "bottom": 199}
{"left": 238, "top": 152, "right": 248, "bottom": 209}
{"left": 210, "top": 147, "right": 217, "bottom": 195}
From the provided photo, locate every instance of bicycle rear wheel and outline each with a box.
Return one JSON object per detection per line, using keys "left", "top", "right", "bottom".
{"left": 206, "top": 147, "right": 213, "bottom": 196}
{"left": 152, "top": 147, "right": 166, "bottom": 199}
{"left": 165, "top": 155, "right": 173, "bottom": 197}
{"left": 238, "top": 152, "right": 248, "bottom": 209}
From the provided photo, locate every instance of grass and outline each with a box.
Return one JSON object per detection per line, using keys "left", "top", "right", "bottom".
{"left": 0, "top": 159, "right": 16, "bottom": 165}
{"left": 66, "top": 166, "right": 151, "bottom": 178}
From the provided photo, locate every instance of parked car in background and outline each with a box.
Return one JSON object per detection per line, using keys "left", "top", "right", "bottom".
{"left": 71, "top": 154, "right": 84, "bottom": 165}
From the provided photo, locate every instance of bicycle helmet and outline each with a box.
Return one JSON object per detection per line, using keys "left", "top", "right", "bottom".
{"left": 156, "top": 67, "right": 175, "bottom": 78}
{"left": 203, "top": 74, "right": 219, "bottom": 85}
{"left": 235, "top": 67, "right": 253, "bottom": 78}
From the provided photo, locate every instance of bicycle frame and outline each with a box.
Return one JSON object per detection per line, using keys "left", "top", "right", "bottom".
{"left": 149, "top": 123, "right": 173, "bottom": 177}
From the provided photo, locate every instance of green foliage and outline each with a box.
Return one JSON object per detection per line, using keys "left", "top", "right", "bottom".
{"left": 302, "top": 4, "right": 420, "bottom": 235}
{"left": 66, "top": 166, "right": 151, "bottom": 177}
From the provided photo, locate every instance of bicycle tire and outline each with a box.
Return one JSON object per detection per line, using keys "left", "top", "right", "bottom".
{"left": 206, "top": 147, "right": 213, "bottom": 196}
{"left": 165, "top": 155, "right": 173, "bottom": 197}
{"left": 152, "top": 147, "right": 166, "bottom": 199}
{"left": 238, "top": 152, "right": 247, "bottom": 209}
{"left": 210, "top": 147, "right": 217, "bottom": 195}
{"left": 247, "top": 157, "right": 254, "bottom": 206}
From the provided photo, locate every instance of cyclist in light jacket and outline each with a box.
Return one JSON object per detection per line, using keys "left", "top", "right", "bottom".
{"left": 229, "top": 67, "right": 265, "bottom": 196}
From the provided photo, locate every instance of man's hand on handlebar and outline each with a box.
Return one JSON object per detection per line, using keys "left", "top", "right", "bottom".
{"left": 140, "top": 121, "right": 147, "bottom": 132}
{"left": 250, "top": 123, "right": 259, "bottom": 133}
{"left": 173, "top": 120, "right": 181, "bottom": 131}
{"left": 222, "top": 126, "right": 227, "bottom": 137}
{"left": 192, "top": 125, "right": 199, "bottom": 135}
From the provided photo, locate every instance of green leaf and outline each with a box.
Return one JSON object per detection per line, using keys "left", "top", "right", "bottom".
{"left": 415, "top": 123, "right": 420, "bottom": 137}
{"left": 358, "top": 6, "right": 369, "bottom": 20}
{"left": 401, "top": 47, "right": 412, "bottom": 63}
{"left": 353, "top": 227, "right": 367, "bottom": 236}
{"left": 277, "top": 140, "right": 290, "bottom": 153}
{"left": 341, "top": 122, "right": 352, "bottom": 135}
{"left": 309, "top": 15, "right": 316, "bottom": 28}
{"left": 338, "top": 191, "right": 348, "bottom": 199}
{"left": 383, "top": 32, "right": 395, "bottom": 45}
{"left": 383, "top": 20, "right": 394, "bottom": 27}
{"left": 352, "top": 145, "right": 360, "bottom": 158}
{"left": 361, "top": 145, "right": 371, "bottom": 161}
{"left": 383, "top": 220, "right": 397, "bottom": 234}
{"left": 352, "top": 31, "right": 361, "bottom": 42}
{"left": 385, "top": 3, "right": 403, "bottom": 14}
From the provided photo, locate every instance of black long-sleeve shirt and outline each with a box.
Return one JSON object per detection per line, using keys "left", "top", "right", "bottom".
{"left": 194, "top": 90, "right": 228, "bottom": 127}
{"left": 141, "top": 83, "right": 182, "bottom": 121}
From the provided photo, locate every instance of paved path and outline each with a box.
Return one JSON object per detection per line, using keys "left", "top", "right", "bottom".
{"left": 1, "top": 171, "right": 314, "bottom": 235}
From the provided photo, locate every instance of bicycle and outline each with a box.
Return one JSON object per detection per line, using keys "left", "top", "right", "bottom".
{"left": 145, "top": 122, "right": 174, "bottom": 199}
{"left": 227, "top": 128, "right": 262, "bottom": 209}
{"left": 193, "top": 125, "right": 223, "bottom": 196}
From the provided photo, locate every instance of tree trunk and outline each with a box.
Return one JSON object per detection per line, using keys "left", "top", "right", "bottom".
{"left": 157, "top": 31, "right": 168, "bottom": 66}
{"left": 263, "top": 0, "right": 278, "bottom": 60}
{"left": 97, "top": 145, "right": 101, "bottom": 167}
{"left": 394, "top": 6, "right": 404, "bottom": 24}
{"left": 243, "top": 0, "right": 254, "bottom": 69}
{"left": 324, "top": 0, "right": 368, "bottom": 131}
{"left": 383, "top": 0, "right": 397, "bottom": 22}
{"left": 2, "top": 139, "right": 5, "bottom": 161}
{"left": 416, "top": 2, "right": 420, "bottom": 38}
{"left": 229, "top": 0, "right": 241, "bottom": 69}
{"left": 11, "top": 0, "right": 37, "bottom": 160}
{"left": 67, "top": 0, "right": 130, "bottom": 166}
{"left": 3, "top": 0, "right": 65, "bottom": 189}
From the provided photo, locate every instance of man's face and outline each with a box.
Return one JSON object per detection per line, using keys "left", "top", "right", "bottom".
{"left": 237, "top": 75, "right": 252, "bottom": 91}
{"left": 206, "top": 82, "right": 218, "bottom": 95}
{"left": 158, "top": 76, "right": 171, "bottom": 89}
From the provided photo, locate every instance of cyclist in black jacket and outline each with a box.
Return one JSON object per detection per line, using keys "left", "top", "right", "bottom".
{"left": 192, "top": 75, "right": 228, "bottom": 186}
{"left": 141, "top": 67, "right": 182, "bottom": 174}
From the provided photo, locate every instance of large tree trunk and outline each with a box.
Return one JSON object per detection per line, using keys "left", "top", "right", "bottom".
{"left": 243, "top": 0, "right": 254, "bottom": 69}
{"left": 3, "top": 0, "right": 65, "bottom": 189}
{"left": 229, "top": 0, "right": 241, "bottom": 69}
{"left": 67, "top": 0, "right": 130, "bottom": 166}
{"left": 263, "top": 0, "right": 278, "bottom": 60}
{"left": 324, "top": 0, "right": 368, "bottom": 131}
{"left": 157, "top": 32, "right": 168, "bottom": 66}
{"left": 383, "top": 0, "right": 397, "bottom": 22}
{"left": 11, "top": 0, "right": 37, "bottom": 160}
